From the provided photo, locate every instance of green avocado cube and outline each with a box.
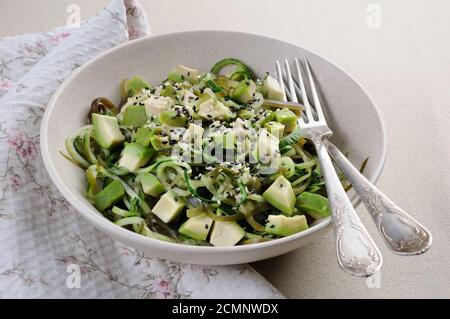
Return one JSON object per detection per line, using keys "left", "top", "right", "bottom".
{"left": 92, "top": 113, "right": 125, "bottom": 149}
{"left": 126, "top": 76, "right": 151, "bottom": 97}
{"left": 178, "top": 213, "right": 214, "bottom": 241}
{"left": 168, "top": 65, "right": 199, "bottom": 83}
{"left": 274, "top": 108, "right": 297, "bottom": 132}
{"left": 209, "top": 221, "right": 245, "bottom": 247}
{"left": 160, "top": 84, "right": 176, "bottom": 97}
{"left": 159, "top": 110, "right": 188, "bottom": 127}
{"left": 263, "top": 75, "right": 285, "bottom": 101}
{"left": 94, "top": 180, "right": 125, "bottom": 212}
{"left": 117, "top": 142, "right": 153, "bottom": 172}
{"left": 138, "top": 173, "right": 164, "bottom": 197}
{"left": 197, "top": 99, "right": 235, "bottom": 121}
{"left": 264, "top": 121, "right": 285, "bottom": 140}
{"left": 238, "top": 108, "right": 255, "bottom": 119}
{"left": 122, "top": 105, "right": 147, "bottom": 127}
{"left": 263, "top": 175, "right": 295, "bottom": 215}
{"left": 186, "top": 206, "right": 206, "bottom": 218}
{"left": 150, "top": 135, "right": 170, "bottom": 150}
{"left": 265, "top": 214, "right": 308, "bottom": 237}
{"left": 231, "top": 79, "right": 256, "bottom": 104}
{"left": 152, "top": 191, "right": 185, "bottom": 223}
{"left": 296, "top": 192, "right": 331, "bottom": 219}
{"left": 134, "top": 127, "right": 153, "bottom": 146}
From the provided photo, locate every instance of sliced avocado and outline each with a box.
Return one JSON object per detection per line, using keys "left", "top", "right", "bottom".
{"left": 168, "top": 73, "right": 184, "bottom": 83}
{"left": 168, "top": 65, "right": 199, "bottom": 83}
{"left": 262, "top": 175, "right": 295, "bottom": 215}
{"left": 117, "top": 142, "right": 153, "bottom": 172}
{"left": 144, "top": 96, "right": 172, "bottom": 116}
{"left": 138, "top": 173, "right": 164, "bottom": 197}
{"left": 197, "top": 99, "right": 235, "bottom": 121}
{"left": 160, "top": 84, "right": 176, "bottom": 97}
{"left": 134, "top": 127, "right": 152, "bottom": 146}
{"left": 159, "top": 110, "right": 188, "bottom": 127}
{"left": 296, "top": 192, "right": 331, "bottom": 219}
{"left": 92, "top": 113, "right": 125, "bottom": 149}
{"left": 264, "top": 121, "right": 285, "bottom": 140}
{"left": 122, "top": 105, "right": 147, "bottom": 127}
{"left": 258, "top": 129, "right": 280, "bottom": 170}
{"left": 274, "top": 108, "right": 298, "bottom": 132}
{"left": 280, "top": 157, "right": 295, "bottom": 178}
{"left": 126, "top": 76, "right": 151, "bottom": 97}
{"left": 231, "top": 79, "right": 256, "bottom": 104}
{"left": 182, "top": 123, "right": 204, "bottom": 149}
{"left": 209, "top": 221, "right": 245, "bottom": 247}
{"left": 94, "top": 180, "right": 125, "bottom": 212}
{"left": 265, "top": 214, "right": 308, "bottom": 236}
{"left": 238, "top": 108, "right": 255, "bottom": 119}
{"left": 186, "top": 206, "right": 205, "bottom": 218}
{"left": 178, "top": 213, "right": 214, "bottom": 241}
{"left": 150, "top": 134, "right": 170, "bottom": 150}
{"left": 263, "top": 75, "right": 284, "bottom": 101}
{"left": 152, "top": 191, "right": 185, "bottom": 223}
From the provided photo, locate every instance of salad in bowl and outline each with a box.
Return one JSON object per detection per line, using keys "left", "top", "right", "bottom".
{"left": 63, "top": 58, "right": 334, "bottom": 247}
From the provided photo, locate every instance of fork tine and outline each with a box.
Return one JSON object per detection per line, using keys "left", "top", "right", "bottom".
{"left": 303, "top": 58, "right": 324, "bottom": 121}
{"left": 284, "top": 59, "right": 298, "bottom": 103}
{"left": 275, "top": 61, "right": 287, "bottom": 102}
{"left": 294, "top": 58, "right": 315, "bottom": 121}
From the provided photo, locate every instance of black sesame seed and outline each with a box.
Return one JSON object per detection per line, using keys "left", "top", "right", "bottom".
{"left": 205, "top": 224, "right": 209, "bottom": 229}
{"left": 270, "top": 224, "right": 275, "bottom": 228}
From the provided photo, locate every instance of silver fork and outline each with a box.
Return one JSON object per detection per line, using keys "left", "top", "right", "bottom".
{"left": 277, "top": 58, "right": 382, "bottom": 277}
{"left": 277, "top": 58, "right": 432, "bottom": 256}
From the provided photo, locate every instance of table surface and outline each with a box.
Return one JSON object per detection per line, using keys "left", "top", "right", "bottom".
{"left": 1, "top": 0, "right": 449, "bottom": 298}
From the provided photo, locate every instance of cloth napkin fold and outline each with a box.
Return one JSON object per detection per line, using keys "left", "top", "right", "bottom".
{"left": 0, "top": 0, "right": 282, "bottom": 298}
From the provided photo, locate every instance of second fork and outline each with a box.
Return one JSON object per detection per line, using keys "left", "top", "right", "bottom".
{"left": 277, "top": 58, "right": 383, "bottom": 277}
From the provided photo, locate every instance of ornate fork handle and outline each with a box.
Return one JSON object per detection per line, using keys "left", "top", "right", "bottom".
{"left": 315, "top": 141, "right": 382, "bottom": 276}
{"left": 324, "top": 140, "right": 432, "bottom": 255}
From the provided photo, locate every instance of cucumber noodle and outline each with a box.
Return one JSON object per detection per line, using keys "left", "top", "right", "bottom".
{"left": 62, "top": 58, "right": 362, "bottom": 246}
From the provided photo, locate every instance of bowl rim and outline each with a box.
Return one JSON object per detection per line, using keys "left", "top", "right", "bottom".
{"left": 40, "top": 30, "right": 387, "bottom": 254}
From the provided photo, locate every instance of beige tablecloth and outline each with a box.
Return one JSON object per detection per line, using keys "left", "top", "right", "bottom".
{"left": 2, "top": 0, "right": 449, "bottom": 298}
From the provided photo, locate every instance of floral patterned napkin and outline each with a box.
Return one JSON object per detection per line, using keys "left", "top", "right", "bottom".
{"left": 0, "top": 0, "right": 282, "bottom": 298}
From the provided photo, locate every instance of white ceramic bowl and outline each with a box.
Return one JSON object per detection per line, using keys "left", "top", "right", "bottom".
{"left": 41, "top": 31, "right": 386, "bottom": 265}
